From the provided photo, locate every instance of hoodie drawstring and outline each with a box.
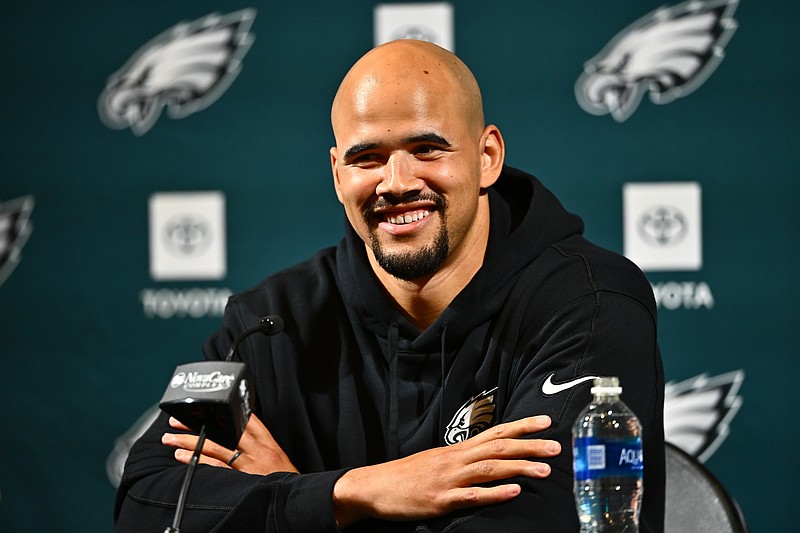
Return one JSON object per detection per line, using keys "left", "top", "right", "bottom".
{"left": 438, "top": 322, "right": 449, "bottom": 445}
{"left": 388, "top": 323, "right": 399, "bottom": 460}
{"left": 388, "top": 322, "right": 450, "bottom": 458}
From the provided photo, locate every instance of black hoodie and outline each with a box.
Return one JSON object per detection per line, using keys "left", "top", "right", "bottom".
{"left": 115, "top": 167, "right": 665, "bottom": 532}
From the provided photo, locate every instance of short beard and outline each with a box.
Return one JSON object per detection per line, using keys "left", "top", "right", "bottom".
{"left": 370, "top": 223, "right": 449, "bottom": 281}
{"left": 364, "top": 193, "right": 449, "bottom": 281}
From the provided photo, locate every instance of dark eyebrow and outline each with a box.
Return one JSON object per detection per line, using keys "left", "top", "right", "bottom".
{"left": 402, "top": 132, "right": 451, "bottom": 147}
{"left": 341, "top": 132, "right": 452, "bottom": 162}
{"left": 342, "top": 142, "right": 381, "bottom": 162}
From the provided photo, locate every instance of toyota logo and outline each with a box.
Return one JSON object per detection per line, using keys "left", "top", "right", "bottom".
{"left": 637, "top": 205, "right": 688, "bottom": 247}
{"left": 163, "top": 214, "right": 212, "bottom": 257}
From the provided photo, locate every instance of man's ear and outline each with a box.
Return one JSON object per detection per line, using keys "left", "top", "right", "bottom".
{"left": 479, "top": 125, "right": 505, "bottom": 189}
{"left": 330, "top": 147, "right": 345, "bottom": 204}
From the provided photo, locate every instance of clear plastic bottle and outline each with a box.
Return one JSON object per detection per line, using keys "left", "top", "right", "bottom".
{"left": 572, "top": 377, "right": 643, "bottom": 532}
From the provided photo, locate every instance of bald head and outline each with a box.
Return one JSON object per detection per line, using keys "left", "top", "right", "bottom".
{"left": 331, "top": 40, "right": 485, "bottom": 138}
{"left": 328, "top": 39, "right": 505, "bottom": 295}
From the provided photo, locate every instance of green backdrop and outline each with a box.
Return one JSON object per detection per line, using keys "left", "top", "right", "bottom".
{"left": 1, "top": 1, "right": 797, "bottom": 531}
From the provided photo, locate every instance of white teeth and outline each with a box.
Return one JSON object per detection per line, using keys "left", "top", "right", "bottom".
{"left": 387, "top": 210, "right": 430, "bottom": 225}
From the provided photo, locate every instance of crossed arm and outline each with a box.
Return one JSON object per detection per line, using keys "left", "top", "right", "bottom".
{"left": 162, "top": 413, "right": 561, "bottom": 528}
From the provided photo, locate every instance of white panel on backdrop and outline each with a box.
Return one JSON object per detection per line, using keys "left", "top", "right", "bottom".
{"left": 374, "top": 2, "right": 454, "bottom": 51}
{"left": 149, "top": 191, "right": 227, "bottom": 280}
{"left": 623, "top": 182, "right": 702, "bottom": 271}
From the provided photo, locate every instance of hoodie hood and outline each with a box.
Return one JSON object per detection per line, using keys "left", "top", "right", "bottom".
{"left": 336, "top": 166, "right": 584, "bottom": 351}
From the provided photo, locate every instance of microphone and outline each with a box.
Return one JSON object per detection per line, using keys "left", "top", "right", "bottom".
{"left": 159, "top": 315, "right": 283, "bottom": 450}
{"left": 160, "top": 315, "right": 284, "bottom": 532}
{"left": 225, "top": 314, "right": 283, "bottom": 362}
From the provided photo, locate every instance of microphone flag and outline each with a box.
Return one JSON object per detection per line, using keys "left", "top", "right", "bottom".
{"left": 159, "top": 361, "right": 252, "bottom": 450}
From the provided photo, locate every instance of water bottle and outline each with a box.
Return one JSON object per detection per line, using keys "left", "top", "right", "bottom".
{"left": 572, "top": 377, "right": 643, "bottom": 532}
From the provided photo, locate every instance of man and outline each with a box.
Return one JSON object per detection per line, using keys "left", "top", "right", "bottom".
{"left": 115, "top": 40, "right": 664, "bottom": 532}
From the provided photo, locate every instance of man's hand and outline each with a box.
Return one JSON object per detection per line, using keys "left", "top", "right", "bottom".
{"left": 332, "top": 415, "right": 561, "bottom": 527}
{"left": 161, "top": 414, "right": 299, "bottom": 475}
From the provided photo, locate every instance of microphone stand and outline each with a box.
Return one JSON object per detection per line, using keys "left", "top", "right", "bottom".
{"left": 159, "top": 314, "right": 283, "bottom": 531}
{"left": 164, "top": 425, "right": 207, "bottom": 533}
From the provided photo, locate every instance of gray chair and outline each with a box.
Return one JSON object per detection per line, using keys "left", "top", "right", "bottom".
{"left": 665, "top": 442, "right": 748, "bottom": 533}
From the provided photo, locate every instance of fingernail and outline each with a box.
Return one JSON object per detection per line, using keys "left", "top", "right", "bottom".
{"left": 535, "top": 415, "right": 551, "bottom": 425}
{"left": 175, "top": 449, "right": 189, "bottom": 461}
{"left": 161, "top": 434, "right": 173, "bottom": 444}
{"left": 546, "top": 441, "right": 561, "bottom": 453}
{"left": 535, "top": 463, "right": 551, "bottom": 475}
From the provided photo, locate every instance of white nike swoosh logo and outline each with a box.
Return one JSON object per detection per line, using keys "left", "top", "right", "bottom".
{"left": 541, "top": 372, "right": 599, "bottom": 395}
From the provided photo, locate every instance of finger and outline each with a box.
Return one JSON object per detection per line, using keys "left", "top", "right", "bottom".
{"left": 467, "top": 436, "right": 561, "bottom": 462}
{"left": 445, "top": 484, "right": 523, "bottom": 509}
{"left": 162, "top": 432, "right": 235, "bottom": 463}
{"left": 168, "top": 417, "right": 192, "bottom": 431}
{"left": 162, "top": 432, "right": 204, "bottom": 451}
{"left": 467, "top": 416, "right": 552, "bottom": 445}
{"left": 465, "top": 458, "right": 552, "bottom": 484}
{"left": 237, "top": 414, "right": 279, "bottom": 449}
{"left": 236, "top": 415, "right": 269, "bottom": 447}
{"left": 174, "top": 448, "right": 230, "bottom": 468}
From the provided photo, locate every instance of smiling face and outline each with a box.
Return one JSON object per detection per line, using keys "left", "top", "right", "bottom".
{"left": 330, "top": 40, "right": 504, "bottom": 282}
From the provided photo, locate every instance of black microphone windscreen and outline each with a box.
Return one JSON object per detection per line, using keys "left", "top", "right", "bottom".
{"left": 263, "top": 314, "right": 284, "bottom": 334}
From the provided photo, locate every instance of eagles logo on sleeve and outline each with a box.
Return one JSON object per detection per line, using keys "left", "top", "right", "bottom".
{"left": 98, "top": 9, "right": 256, "bottom": 136}
{"left": 575, "top": 0, "right": 739, "bottom": 122}
{"left": 444, "top": 387, "right": 498, "bottom": 445}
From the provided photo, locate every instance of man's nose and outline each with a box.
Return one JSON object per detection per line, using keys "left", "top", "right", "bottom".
{"left": 375, "top": 153, "right": 423, "bottom": 198}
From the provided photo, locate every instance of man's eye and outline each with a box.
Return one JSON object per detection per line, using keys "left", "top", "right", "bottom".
{"left": 414, "top": 145, "right": 439, "bottom": 156}
{"left": 351, "top": 153, "right": 381, "bottom": 165}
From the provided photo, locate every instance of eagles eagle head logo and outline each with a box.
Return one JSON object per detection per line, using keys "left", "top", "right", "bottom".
{"left": 0, "top": 196, "right": 34, "bottom": 288}
{"left": 98, "top": 9, "right": 256, "bottom": 135}
{"left": 444, "top": 387, "right": 498, "bottom": 445}
{"left": 575, "top": 0, "right": 738, "bottom": 122}
{"left": 663, "top": 370, "right": 744, "bottom": 462}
